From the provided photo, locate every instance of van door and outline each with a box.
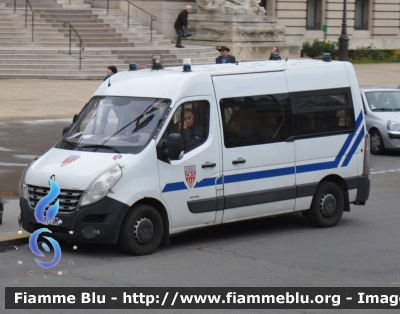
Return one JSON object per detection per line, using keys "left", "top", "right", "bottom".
{"left": 212, "top": 72, "right": 296, "bottom": 222}
{"left": 157, "top": 96, "right": 222, "bottom": 230}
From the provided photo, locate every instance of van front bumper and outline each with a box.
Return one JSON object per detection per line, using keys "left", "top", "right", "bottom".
{"left": 19, "top": 196, "right": 130, "bottom": 244}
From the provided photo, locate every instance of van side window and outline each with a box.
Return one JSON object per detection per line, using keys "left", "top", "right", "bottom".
{"left": 219, "top": 93, "right": 294, "bottom": 148}
{"left": 290, "top": 88, "right": 356, "bottom": 137}
{"left": 164, "top": 101, "right": 210, "bottom": 152}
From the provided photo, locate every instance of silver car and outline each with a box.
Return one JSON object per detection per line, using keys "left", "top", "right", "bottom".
{"left": 360, "top": 86, "right": 400, "bottom": 155}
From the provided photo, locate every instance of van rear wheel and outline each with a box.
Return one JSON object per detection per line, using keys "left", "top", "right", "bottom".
{"left": 306, "top": 181, "right": 344, "bottom": 228}
{"left": 119, "top": 204, "right": 163, "bottom": 255}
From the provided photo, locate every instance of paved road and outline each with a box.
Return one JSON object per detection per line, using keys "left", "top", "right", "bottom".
{"left": 0, "top": 119, "right": 71, "bottom": 194}
{"left": 1, "top": 168, "right": 400, "bottom": 314}
{"left": 0, "top": 119, "right": 400, "bottom": 314}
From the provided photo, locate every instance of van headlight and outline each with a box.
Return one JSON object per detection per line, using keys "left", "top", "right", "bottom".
{"left": 79, "top": 164, "right": 122, "bottom": 206}
{"left": 18, "top": 157, "right": 39, "bottom": 200}
{"left": 387, "top": 120, "right": 400, "bottom": 131}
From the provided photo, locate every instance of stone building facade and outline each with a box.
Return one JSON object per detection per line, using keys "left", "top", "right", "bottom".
{"left": 264, "top": 0, "right": 400, "bottom": 48}
{"left": 92, "top": 0, "right": 400, "bottom": 49}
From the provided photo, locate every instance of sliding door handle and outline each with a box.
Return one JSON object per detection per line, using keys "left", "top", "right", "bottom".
{"left": 232, "top": 158, "right": 246, "bottom": 164}
{"left": 202, "top": 162, "right": 216, "bottom": 168}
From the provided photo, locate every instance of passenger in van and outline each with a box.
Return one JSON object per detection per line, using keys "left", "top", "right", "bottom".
{"left": 260, "top": 110, "right": 282, "bottom": 142}
{"left": 181, "top": 109, "right": 205, "bottom": 150}
{"left": 225, "top": 118, "right": 251, "bottom": 148}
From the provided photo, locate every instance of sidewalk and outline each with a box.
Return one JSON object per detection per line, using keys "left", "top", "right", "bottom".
{"left": 1, "top": 63, "right": 399, "bottom": 121}
{"left": 1, "top": 79, "right": 100, "bottom": 121}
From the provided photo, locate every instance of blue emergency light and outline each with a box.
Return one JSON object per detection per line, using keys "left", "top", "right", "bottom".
{"left": 322, "top": 53, "right": 331, "bottom": 62}
{"left": 129, "top": 63, "right": 137, "bottom": 71}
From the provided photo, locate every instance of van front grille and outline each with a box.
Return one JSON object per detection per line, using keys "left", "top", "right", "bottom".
{"left": 27, "top": 184, "right": 83, "bottom": 214}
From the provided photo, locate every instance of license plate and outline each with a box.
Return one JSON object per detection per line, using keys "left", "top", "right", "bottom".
{"left": 48, "top": 217, "right": 61, "bottom": 226}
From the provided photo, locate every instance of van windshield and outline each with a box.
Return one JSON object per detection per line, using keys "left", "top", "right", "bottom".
{"left": 56, "top": 96, "right": 170, "bottom": 154}
{"left": 365, "top": 91, "right": 400, "bottom": 111}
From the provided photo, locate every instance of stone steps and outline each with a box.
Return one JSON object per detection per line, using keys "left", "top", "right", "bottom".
{"left": 0, "top": 35, "right": 164, "bottom": 42}
{"left": 0, "top": 57, "right": 213, "bottom": 65}
{"left": 0, "top": 0, "right": 216, "bottom": 79}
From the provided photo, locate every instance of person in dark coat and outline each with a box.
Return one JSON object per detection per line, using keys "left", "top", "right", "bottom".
{"left": 216, "top": 46, "right": 236, "bottom": 64}
{"left": 269, "top": 46, "right": 281, "bottom": 60}
{"left": 174, "top": 6, "right": 192, "bottom": 48}
{"left": 103, "top": 65, "right": 117, "bottom": 81}
{"left": 225, "top": 117, "right": 250, "bottom": 148}
{"left": 181, "top": 109, "right": 204, "bottom": 150}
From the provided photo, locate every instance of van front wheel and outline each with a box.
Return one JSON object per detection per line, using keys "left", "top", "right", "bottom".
{"left": 119, "top": 204, "right": 163, "bottom": 255}
{"left": 306, "top": 181, "right": 344, "bottom": 228}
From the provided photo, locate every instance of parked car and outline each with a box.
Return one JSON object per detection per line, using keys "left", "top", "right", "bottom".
{"left": 0, "top": 197, "right": 3, "bottom": 225}
{"left": 360, "top": 86, "right": 400, "bottom": 154}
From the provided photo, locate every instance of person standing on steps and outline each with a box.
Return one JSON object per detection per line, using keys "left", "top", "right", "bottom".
{"left": 174, "top": 5, "right": 192, "bottom": 48}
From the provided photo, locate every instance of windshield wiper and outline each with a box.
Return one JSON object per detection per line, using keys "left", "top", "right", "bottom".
{"left": 373, "top": 108, "right": 394, "bottom": 111}
{"left": 62, "top": 140, "right": 82, "bottom": 150}
{"left": 80, "top": 145, "right": 120, "bottom": 153}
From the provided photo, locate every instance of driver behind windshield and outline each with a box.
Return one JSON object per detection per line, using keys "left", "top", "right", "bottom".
{"left": 180, "top": 109, "right": 204, "bottom": 150}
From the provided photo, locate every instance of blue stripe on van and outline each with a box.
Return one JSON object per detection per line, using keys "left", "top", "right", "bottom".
{"left": 355, "top": 111, "right": 364, "bottom": 131}
{"left": 295, "top": 111, "right": 364, "bottom": 174}
{"left": 162, "top": 111, "right": 365, "bottom": 193}
{"left": 194, "top": 177, "right": 218, "bottom": 188}
{"left": 162, "top": 181, "right": 187, "bottom": 193}
{"left": 341, "top": 127, "right": 365, "bottom": 167}
{"left": 223, "top": 166, "right": 295, "bottom": 184}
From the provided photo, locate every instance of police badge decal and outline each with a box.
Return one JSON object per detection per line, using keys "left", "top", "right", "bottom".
{"left": 184, "top": 165, "right": 196, "bottom": 188}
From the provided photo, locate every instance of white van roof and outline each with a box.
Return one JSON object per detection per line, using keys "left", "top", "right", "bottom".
{"left": 93, "top": 59, "right": 349, "bottom": 99}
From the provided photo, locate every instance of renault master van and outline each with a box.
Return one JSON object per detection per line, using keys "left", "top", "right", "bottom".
{"left": 19, "top": 59, "right": 370, "bottom": 255}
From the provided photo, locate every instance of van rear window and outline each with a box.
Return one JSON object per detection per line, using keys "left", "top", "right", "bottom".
{"left": 290, "top": 88, "right": 356, "bottom": 137}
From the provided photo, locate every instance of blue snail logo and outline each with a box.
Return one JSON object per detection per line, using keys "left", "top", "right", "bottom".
{"left": 29, "top": 178, "right": 62, "bottom": 269}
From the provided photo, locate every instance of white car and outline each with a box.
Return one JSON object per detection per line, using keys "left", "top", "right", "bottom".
{"left": 360, "top": 86, "right": 400, "bottom": 154}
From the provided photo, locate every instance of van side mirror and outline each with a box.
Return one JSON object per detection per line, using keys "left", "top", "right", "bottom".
{"left": 157, "top": 133, "right": 184, "bottom": 163}
{"left": 62, "top": 114, "right": 79, "bottom": 136}
{"left": 62, "top": 126, "right": 70, "bottom": 136}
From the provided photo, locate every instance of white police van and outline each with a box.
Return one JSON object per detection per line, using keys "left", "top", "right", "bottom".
{"left": 19, "top": 57, "right": 370, "bottom": 255}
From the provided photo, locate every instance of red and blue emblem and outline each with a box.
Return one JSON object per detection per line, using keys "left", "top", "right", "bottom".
{"left": 113, "top": 154, "right": 122, "bottom": 161}
{"left": 60, "top": 155, "right": 80, "bottom": 167}
{"left": 184, "top": 165, "right": 196, "bottom": 188}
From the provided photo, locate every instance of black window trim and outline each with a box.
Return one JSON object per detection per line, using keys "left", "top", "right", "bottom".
{"left": 290, "top": 87, "right": 356, "bottom": 140}
{"left": 290, "top": 87, "right": 354, "bottom": 114}
{"left": 293, "top": 129, "right": 356, "bottom": 141}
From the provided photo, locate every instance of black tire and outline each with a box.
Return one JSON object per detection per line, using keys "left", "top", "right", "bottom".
{"left": 119, "top": 204, "right": 163, "bottom": 255}
{"left": 0, "top": 218, "right": 2, "bottom": 225}
{"left": 370, "top": 129, "right": 385, "bottom": 155}
{"left": 306, "top": 181, "right": 344, "bottom": 228}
